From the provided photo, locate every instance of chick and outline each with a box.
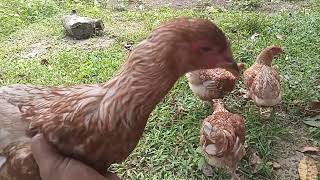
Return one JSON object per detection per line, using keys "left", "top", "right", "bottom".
{"left": 243, "top": 46, "right": 283, "bottom": 117}
{"left": 186, "top": 63, "right": 245, "bottom": 103}
{"left": 200, "top": 100, "right": 246, "bottom": 180}
{"left": 244, "top": 45, "right": 283, "bottom": 105}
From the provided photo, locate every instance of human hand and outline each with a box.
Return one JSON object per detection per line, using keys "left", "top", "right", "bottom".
{"left": 31, "top": 134, "right": 120, "bottom": 180}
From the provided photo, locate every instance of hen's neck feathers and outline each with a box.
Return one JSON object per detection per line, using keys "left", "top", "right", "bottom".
{"left": 255, "top": 49, "right": 276, "bottom": 66}
{"left": 99, "top": 38, "right": 179, "bottom": 131}
{"left": 213, "top": 100, "right": 228, "bottom": 114}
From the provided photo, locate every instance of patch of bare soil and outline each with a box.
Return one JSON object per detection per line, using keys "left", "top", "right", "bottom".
{"left": 108, "top": 0, "right": 312, "bottom": 13}
{"left": 61, "top": 36, "right": 114, "bottom": 51}
{"left": 142, "top": 0, "right": 228, "bottom": 9}
{"left": 259, "top": 1, "right": 311, "bottom": 13}
{"left": 19, "top": 36, "right": 113, "bottom": 59}
{"left": 20, "top": 41, "right": 51, "bottom": 59}
{"left": 272, "top": 112, "right": 319, "bottom": 180}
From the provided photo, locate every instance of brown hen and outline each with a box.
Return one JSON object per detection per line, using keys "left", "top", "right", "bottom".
{"left": 200, "top": 100, "right": 246, "bottom": 180}
{"left": 186, "top": 63, "right": 245, "bottom": 102}
{"left": 244, "top": 45, "right": 283, "bottom": 107}
{"left": 0, "top": 17, "right": 239, "bottom": 180}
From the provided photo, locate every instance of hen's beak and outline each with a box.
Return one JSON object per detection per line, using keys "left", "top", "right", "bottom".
{"left": 231, "top": 61, "right": 239, "bottom": 72}
{"left": 221, "top": 59, "right": 240, "bottom": 77}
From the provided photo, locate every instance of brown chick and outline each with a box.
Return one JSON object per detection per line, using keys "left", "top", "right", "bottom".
{"left": 243, "top": 45, "right": 283, "bottom": 107}
{"left": 0, "top": 17, "right": 239, "bottom": 180}
{"left": 200, "top": 100, "right": 246, "bottom": 180}
{"left": 186, "top": 63, "right": 245, "bottom": 102}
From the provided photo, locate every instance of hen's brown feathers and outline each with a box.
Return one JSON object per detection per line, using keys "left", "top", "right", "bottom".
{"left": 0, "top": 142, "right": 38, "bottom": 180}
{"left": 1, "top": 17, "right": 236, "bottom": 180}
{"left": 200, "top": 101, "right": 246, "bottom": 178}
{"left": 244, "top": 45, "right": 283, "bottom": 106}
{"left": 186, "top": 63, "right": 243, "bottom": 101}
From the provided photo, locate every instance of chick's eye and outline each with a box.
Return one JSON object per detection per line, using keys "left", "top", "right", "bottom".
{"left": 200, "top": 47, "right": 212, "bottom": 52}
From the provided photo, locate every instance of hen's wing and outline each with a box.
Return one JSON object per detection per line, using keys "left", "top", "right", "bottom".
{"left": 0, "top": 84, "right": 72, "bottom": 148}
{"left": 0, "top": 84, "right": 61, "bottom": 180}
{"left": 202, "top": 80, "right": 220, "bottom": 91}
{"left": 229, "top": 114, "right": 245, "bottom": 144}
{"left": 243, "top": 64, "right": 262, "bottom": 89}
{"left": 250, "top": 66, "right": 281, "bottom": 102}
{"left": 201, "top": 113, "right": 237, "bottom": 157}
{"left": 0, "top": 84, "right": 104, "bottom": 180}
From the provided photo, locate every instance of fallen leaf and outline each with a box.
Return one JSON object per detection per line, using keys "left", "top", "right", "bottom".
{"left": 305, "top": 101, "right": 320, "bottom": 114}
{"left": 300, "top": 146, "right": 320, "bottom": 153}
{"left": 272, "top": 162, "right": 281, "bottom": 170}
{"left": 298, "top": 156, "right": 318, "bottom": 180}
{"left": 124, "top": 42, "right": 134, "bottom": 51}
{"left": 250, "top": 152, "right": 263, "bottom": 166}
{"left": 40, "top": 59, "right": 49, "bottom": 66}
{"left": 250, "top": 33, "right": 260, "bottom": 41}
{"left": 303, "top": 115, "right": 320, "bottom": 127}
{"left": 276, "top": 34, "right": 286, "bottom": 40}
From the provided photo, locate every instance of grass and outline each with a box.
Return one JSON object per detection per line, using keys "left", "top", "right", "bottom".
{"left": 0, "top": 0, "right": 319, "bottom": 179}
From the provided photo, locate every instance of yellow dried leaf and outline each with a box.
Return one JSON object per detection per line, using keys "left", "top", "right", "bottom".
{"left": 298, "top": 156, "right": 318, "bottom": 180}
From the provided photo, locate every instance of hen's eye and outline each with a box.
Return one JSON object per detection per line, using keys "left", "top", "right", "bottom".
{"left": 200, "top": 47, "right": 212, "bottom": 52}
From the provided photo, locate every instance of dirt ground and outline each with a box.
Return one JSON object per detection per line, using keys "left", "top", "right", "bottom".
{"left": 110, "top": 0, "right": 312, "bottom": 13}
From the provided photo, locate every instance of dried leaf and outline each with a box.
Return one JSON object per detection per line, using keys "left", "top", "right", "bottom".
{"left": 298, "top": 156, "right": 318, "bottom": 180}
{"left": 250, "top": 152, "right": 262, "bottom": 166}
{"left": 124, "top": 42, "right": 134, "bottom": 51}
{"left": 303, "top": 115, "right": 320, "bottom": 127}
{"left": 250, "top": 33, "right": 260, "bottom": 41}
{"left": 303, "top": 115, "right": 320, "bottom": 125}
{"left": 272, "top": 162, "right": 281, "bottom": 170}
{"left": 309, "top": 101, "right": 320, "bottom": 110}
{"left": 306, "top": 101, "right": 320, "bottom": 114}
{"left": 40, "top": 59, "right": 49, "bottom": 66}
{"left": 276, "top": 34, "right": 285, "bottom": 40}
{"left": 300, "top": 146, "right": 320, "bottom": 153}
{"left": 304, "top": 115, "right": 320, "bottom": 121}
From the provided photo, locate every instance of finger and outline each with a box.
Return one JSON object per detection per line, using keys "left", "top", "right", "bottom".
{"left": 31, "top": 134, "right": 63, "bottom": 172}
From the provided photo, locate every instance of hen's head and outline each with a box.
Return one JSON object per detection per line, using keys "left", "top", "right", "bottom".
{"left": 149, "top": 18, "right": 239, "bottom": 75}
{"left": 269, "top": 46, "right": 283, "bottom": 57}
{"left": 256, "top": 45, "right": 283, "bottom": 66}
